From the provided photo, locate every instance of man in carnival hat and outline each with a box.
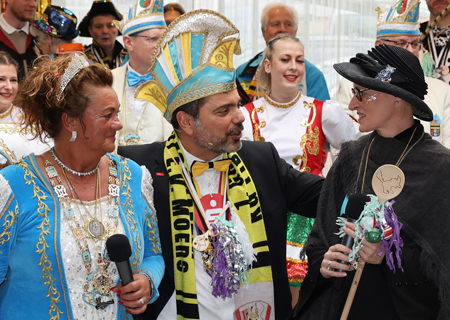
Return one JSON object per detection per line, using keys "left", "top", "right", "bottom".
{"left": 78, "top": 0, "right": 125, "bottom": 69}
{"left": 30, "top": 5, "right": 83, "bottom": 56}
{"left": 0, "top": 0, "right": 38, "bottom": 80}
{"left": 336, "top": 0, "right": 450, "bottom": 147}
{"left": 420, "top": 0, "right": 450, "bottom": 84}
{"left": 112, "top": 0, "right": 172, "bottom": 147}
{"left": 236, "top": 2, "right": 330, "bottom": 103}
{"left": 118, "top": 9, "right": 323, "bottom": 320}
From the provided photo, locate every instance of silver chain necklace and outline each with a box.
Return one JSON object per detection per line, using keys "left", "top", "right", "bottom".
{"left": 51, "top": 148, "right": 100, "bottom": 177}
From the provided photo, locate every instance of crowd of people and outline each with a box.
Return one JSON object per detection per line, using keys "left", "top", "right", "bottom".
{"left": 0, "top": 0, "right": 449, "bottom": 319}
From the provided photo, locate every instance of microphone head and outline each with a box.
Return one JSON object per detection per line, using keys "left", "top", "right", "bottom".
{"left": 106, "top": 234, "right": 132, "bottom": 262}
{"left": 345, "top": 193, "right": 370, "bottom": 220}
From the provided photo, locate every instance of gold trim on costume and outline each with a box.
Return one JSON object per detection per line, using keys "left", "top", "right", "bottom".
{"left": 264, "top": 92, "right": 301, "bottom": 109}
{"left": 286, "top": 240, "right": 304, "bottom": 248}
{"left": 145, "top": 206, "right": 161, "bottom": 254}
{"left": 119, "top": 157, "right": 143, "bottom": 272}
{"left": 250, "top": 105, "right": 266, "bottom": 142}
{"left": 293, "top": 101, "right": 319, "bottom": 173}
{"left": 0, "top": 138, "right": 17, "bottom": 163}
{"left": 0, "top": 203, "right": 18, "bottom": 254}
{"left": 19, "top": 159, "right": 63, "bottom": 319}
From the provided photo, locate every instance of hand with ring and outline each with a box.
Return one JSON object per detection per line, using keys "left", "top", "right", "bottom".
{"left": 343, "top": 221, "right": 385, "bottom": 265}
{"left": 110, "top": 273, "right": 152, "bottom": 314}
{"left": 320, "top": 243, "right": 354, "bottom": 279}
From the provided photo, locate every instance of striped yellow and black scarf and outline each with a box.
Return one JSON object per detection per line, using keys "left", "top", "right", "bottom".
{"left": 164, "top": 132, "right": 274, "bottom": 320}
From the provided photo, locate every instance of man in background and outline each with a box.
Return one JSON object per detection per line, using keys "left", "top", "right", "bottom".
{"left": 0, "top": 0, "right": 38, "bottom": 80}
{"left": 78, "top": 0, "right": 126, "bottom": 69}
{"left": 337, "top": 0, "right": 450, "bottom": 147}
{"left": 112, "top": 0, "right": 172, "bottom": 146}
{"left": 236, "top": 1, "right": 330, "bottom": 103}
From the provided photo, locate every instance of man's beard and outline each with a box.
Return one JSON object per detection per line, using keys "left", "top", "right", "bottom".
{"left": 194, "top": 119, "right": 243, "bottom": 154}
{"left": 10, "top": 6, "right": 34, "bottom": 22}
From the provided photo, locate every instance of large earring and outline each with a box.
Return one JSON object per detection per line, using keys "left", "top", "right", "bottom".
{"left": 69, "top": 130, "right": 77, "bottom": 142}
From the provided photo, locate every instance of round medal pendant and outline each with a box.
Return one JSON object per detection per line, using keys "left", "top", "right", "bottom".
{"left": 87, "top": 218, "right": 105, "bottom": 239}
{"left": 371, "top": 164, "right": 405, "bottom": 202}
{"left": 193, "top": 232, "right": 210, "bottom": 251}
{"left": 441, "top": 65, "right": 450, "bottom": 76}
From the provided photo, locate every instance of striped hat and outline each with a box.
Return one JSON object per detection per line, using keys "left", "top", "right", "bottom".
{"left": 114, "top": 0, "right": 166, "bottom": 37}
{"left": 376, "top": 0, "right": 420, "bottom": 38}
{"left": 135, "top": 9, "right": 241, "bottom": 121}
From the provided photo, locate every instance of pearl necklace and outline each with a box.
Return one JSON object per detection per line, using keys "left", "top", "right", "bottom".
{"left": 51, "top": 148, "right": 100, "bottom": 177}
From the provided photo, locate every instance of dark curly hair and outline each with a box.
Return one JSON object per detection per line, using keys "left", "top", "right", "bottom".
{"left": 14, "top": 54, "right": 113, "bottom": 141}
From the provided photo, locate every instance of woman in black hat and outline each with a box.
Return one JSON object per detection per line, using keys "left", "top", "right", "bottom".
{"left": 290, "top": 45, "right": 450, "bottom": 320}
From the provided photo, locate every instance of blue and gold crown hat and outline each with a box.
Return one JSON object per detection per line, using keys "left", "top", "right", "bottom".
{"left": 114, "top": 0, "right": 166, "bottom": 37}
{"left": 135, "top": 9, "right": 241, "bottom": 121}
{"left": 376, "top": 0, "right": 420, "bottom": 38}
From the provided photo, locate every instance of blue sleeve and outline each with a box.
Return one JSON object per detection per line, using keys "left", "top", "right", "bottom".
{"left": 305, "top": 60, "right": 330, "bottom": 101}
{"left": 140, "top": 203, "right": 165, "bottom": 304}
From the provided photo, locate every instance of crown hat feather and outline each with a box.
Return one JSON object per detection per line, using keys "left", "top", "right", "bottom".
{"left": 135, "top": 9, "right": 241, "bottom": 121}
{"left": 376, "top": 0, "right": 420, "bottom": 38}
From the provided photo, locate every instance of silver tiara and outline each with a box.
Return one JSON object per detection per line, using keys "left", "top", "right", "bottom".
{"left": 56, "top": 53, "right": 90, "bottom": 101}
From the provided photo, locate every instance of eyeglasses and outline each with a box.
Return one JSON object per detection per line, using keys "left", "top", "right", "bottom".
{"left": 381, "top": 39, "right": 422, "bottom": 51}
{"left": 130, "top": 34, "right": 160, "bottom": 46}
{"left": 351, "top": 87, "right": 370, "bottom": 101}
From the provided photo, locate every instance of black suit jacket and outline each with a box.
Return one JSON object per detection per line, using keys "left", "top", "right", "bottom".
{"left": 118, "top": 140, "right": 323, "bottom": 320}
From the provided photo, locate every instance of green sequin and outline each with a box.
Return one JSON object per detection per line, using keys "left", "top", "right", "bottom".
{"left": 286, "top": 212, "right": 315, "bottom": 244}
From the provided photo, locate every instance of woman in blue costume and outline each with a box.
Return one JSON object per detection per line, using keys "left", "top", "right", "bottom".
{"left": 0, "top": 53, "right": 164, "bottom": 319}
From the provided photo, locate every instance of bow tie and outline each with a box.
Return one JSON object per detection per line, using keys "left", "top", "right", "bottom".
{"left": 191, "top": 160, "right": 232, "bottom": 178}
{"left": 127, "top": 70, "right": 153, "bottom": 87}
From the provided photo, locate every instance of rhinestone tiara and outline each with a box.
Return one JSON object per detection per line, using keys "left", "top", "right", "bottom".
{"left": 56, "top": 53, "right": 90, "bottom": 101}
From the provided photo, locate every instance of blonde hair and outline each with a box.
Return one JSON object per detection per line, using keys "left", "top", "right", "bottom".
{"left": 14, "top": 54, "right": 113, "bottom": 140}
{"left": 257, "top": 33, "right": 304, "bottom": 94}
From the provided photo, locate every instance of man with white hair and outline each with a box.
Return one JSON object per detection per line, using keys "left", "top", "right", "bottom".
{"left": 336, "top": 0, "right": 450, "bottom": 147}
{"left": 236, "top": 2, "right": 330, "bottom": 103}
{"left": 112, "top": 0, "right": 172, "bottom": 146}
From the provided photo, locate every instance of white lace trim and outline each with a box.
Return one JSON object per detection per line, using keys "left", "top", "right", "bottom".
{"left": 141, "top": 166, "right": 154, "bottom": 208}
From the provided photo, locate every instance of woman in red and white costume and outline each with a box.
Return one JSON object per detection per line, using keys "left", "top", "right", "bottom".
{"left": 241, "top": 33, "right": 360, "bottom": 305}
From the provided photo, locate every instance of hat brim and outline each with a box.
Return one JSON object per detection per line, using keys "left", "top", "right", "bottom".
{"left": 334, "top": 62, "right": 433, "bottom": 121}
{"left": 31, "top": 21, "right": 80, "bottom": 40}
{"left": 78, "top": 2, "right": 123, "bottom": 37}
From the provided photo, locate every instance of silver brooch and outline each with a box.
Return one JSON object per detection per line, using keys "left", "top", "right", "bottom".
{"left": 375, "top": 64, "right": 396, "bottom": 82}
